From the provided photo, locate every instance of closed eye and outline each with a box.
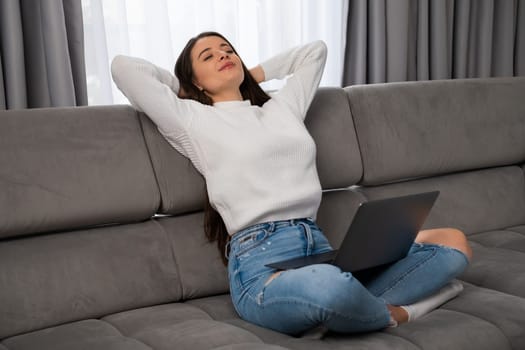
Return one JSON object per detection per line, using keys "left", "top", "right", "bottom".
{"left": 204, "top": 54, "right": 213, "bottom": 61}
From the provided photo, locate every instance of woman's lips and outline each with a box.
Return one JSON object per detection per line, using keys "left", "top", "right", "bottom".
{"left": 219, "top": 62, "right": 235, "bottom": 71}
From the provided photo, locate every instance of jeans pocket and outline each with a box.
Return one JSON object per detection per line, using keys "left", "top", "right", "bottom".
{"left": 234, "top": 229, "right": 269, "bottom": 259}
{"left": 310, "top": 226, "right": 333, "bottom": 254}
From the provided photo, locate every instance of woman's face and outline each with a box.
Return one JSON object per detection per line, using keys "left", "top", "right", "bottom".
{"left": 190, "top": 35, "right": 245, "bottom": 98}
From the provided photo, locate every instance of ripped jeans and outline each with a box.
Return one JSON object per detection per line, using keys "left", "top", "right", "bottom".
{"left": 227, "top": 218, "right": 469, "bottom": 335}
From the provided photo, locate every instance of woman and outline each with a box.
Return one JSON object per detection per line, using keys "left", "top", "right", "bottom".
{"left": 111, "top": 31, "right": 472, "bottom": 335}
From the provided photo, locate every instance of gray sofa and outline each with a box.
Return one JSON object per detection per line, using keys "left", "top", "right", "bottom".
{"left": 1, "top": 77, "right": 525, "bottom": 350}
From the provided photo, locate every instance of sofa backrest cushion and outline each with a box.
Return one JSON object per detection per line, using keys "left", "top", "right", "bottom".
{"left": 140, "top": 114, "right": 206, "bottom": 215}
{"left": 346, "top": 77, "right": 525, "bottom": 186}
{"left": 142, "top": 87, "right": 363, "bottom": 216}
{"left": 359, "top": 166, "right": 525, "bottom": 235}
{"left": 156, "top": 213, "right": 229, "bottom": 300}
{"left": 0, "top": 105, "right": 160, "bottom": 239}
{"left": 304, "top": 87, "right": 362, "bottom": 190}
{"left": 0, "top": 220, "right": 181, "bottom": 339}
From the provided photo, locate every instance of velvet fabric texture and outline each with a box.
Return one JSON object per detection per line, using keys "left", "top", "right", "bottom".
{"left": 0, "top": 221, "right": 180, "bottom": 339}
{"left": 2, "top": 320, "right": 149, "bottom": 350}
{"left": 2, "top": 81, "right": 525, "bottom": 349}
{"left": 0, "top": 105, "right": 160, "bottom": 239}
{"left": 346, "top": 77, "right": 525, "bottom": 185}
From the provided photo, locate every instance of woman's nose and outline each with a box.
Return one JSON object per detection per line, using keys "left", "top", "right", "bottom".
{"left": 218, "top": 50, "right": 229, "bottom": 60}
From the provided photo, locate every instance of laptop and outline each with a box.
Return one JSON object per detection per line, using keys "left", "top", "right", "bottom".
{"left": 265, "top": 191, "right": 440, "bottom": 272}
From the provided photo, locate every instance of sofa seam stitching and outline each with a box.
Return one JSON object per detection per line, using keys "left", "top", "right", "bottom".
{"left": 98, "top": 319, "right": 155, "bottom": 350}
{"left": 151, "top": 218, "right": 185, "bottom": 300}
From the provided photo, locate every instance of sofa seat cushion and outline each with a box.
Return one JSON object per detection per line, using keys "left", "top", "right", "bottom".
{"left": 443, "top": 283, "right": 525, "bottom": 350}
{"left": 3, "top": 285, "right": 520, "bottom": 350}
{"left": 1, "top": 319, "right": 151, "bottom": 350}
{"left": 384, "top": 309, "right": 510, "bottom": 350}
{"left": 182, "top": 291, "right": 513, "bottom": 350}
{"left": 102, "top": 302, "right": 279, "bottom": 350}
{"left": 0, "top": 317, "right": 288, "bottom": 350}
{"left": 463, "top": 229, "right": 525, "bottom": 297}
{"left": 469, "top": 226, "right": 525, "bottom": 253}
{"left": 185, "top": 295, "right": 420, "bottom": 349}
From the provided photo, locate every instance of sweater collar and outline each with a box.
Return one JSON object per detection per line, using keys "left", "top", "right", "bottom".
{"left": 213, "top": 100, "right": 252, "bottom": 109}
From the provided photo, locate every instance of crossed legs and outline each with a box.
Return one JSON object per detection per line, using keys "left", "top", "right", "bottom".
{"left": 388, "top": 227, "right": 472, "bottom": 324}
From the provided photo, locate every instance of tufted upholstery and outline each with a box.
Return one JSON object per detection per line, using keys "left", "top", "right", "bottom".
{"left": 2, "top": 79, "right": 525, "bottom": 349}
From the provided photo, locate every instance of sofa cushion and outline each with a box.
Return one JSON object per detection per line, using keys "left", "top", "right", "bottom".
{"left": 188, "top": 296, "right": 418, "bottom": 350}
{"left": 383, "top": 309, "right": 510, "bottom": 350}
{"left": 3, "top": 287, "right": 516, "bottom": 350}
{"left": 465, "top": 226, "right": 525, "bottom": 296}
{"left": 443, "top": 283, "right": 525, "bottom": 350}
{"left": 102, "top": 303, "right": 270, "bottom": 350}
{"left": 211, "top": 344, "right": 288, "bottom": 350}
{"left": 0, "top": 105, "right": 160, "bottom": 239}
{"left": 186, "top": 291, "right": 511, "bottom": 350}
{"left": 359, "top": 166, "right": 525, "bottom": 235}
{"left": 141, "top": 87, "right": 363, "bottom": 216}
{"left": 303, "top": 87, "right": 362, "bottom": 190}
{"left": 139, "top": 113, "right": 206, "bottom": 216}
{"left": 155, "top": 213, "right": 229, "bottom": 299}
{"left": 0, "top": 221, "right": 180, "bottom": 339}
{"left": 462, "top": 238, "right": 525, "bottom": 297}
{"left": 1, "top": 320, "right": 150, "bottom": 350}
{"left": 469, "top": 225, "right": 525, "bottom": 253}
{"left": 346, "top": 77, "right": 525, "bottom": 186}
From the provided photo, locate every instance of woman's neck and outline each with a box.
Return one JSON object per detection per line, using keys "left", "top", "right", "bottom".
{"left": 209, "top": 89, "right": 244, "bottom": 104}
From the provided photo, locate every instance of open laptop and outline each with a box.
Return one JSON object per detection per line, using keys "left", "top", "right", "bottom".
{"left": 265, "top": 191, "right": 440, "bottom": 272}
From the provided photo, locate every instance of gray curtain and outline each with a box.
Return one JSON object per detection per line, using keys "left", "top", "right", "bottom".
{"left": 343, "top": 0, "right": 525, "bottom": 85}
{"left": 0, "top": 0, "right": 87, "bottom": 109}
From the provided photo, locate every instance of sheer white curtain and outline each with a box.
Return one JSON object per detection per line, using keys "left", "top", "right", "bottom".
{"left": 81, "top": 0, "right": 348, "bottom": 105}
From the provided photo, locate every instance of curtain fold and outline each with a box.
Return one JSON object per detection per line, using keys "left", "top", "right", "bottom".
{"left": 82, "top": 0, "right": 347, "bottom": 105}
{"left": 0, "top": 0, "right": 87, "bottom": 110}
{"left": 343, "top": 0, "right": 525, "bottom": 86}
{"left": 0, "top": 0, "right": 26, "bottom": 109}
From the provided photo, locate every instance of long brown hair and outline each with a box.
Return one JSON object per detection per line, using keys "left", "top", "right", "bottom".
{"left": 174, "top": 32, "right": 270, "bottom": 265}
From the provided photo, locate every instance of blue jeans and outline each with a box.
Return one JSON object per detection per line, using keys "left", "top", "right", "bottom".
{"left": 227, "top": 218, "right": 469, "bottom": 335}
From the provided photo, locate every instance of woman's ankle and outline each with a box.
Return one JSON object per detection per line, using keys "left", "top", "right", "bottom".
{"left": 387, "top": 305, "right": 409, "bottom": 325}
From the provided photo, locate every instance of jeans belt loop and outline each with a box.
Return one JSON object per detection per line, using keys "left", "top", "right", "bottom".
{"left": 298, "top": 221, "right": 314, "bottom": 256}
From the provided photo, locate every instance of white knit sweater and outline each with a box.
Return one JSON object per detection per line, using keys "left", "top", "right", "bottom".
{"left": 111, "top": 40, "right": 327, "bottom": 234}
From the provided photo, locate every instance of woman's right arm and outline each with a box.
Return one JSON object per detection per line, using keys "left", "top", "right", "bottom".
{"left": 111, "top": 55, "right": 193, "bottom": 137}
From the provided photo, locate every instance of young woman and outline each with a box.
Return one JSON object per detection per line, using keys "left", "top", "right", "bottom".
{"left": 111, "top": 31, "right": 472, "bottom": 335}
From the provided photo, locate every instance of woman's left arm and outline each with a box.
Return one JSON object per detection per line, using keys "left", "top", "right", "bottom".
{"left": 249, "top": 65, "right": 265, "bottom": 84}
{"left": 258, "top": 40, "right": 327, "bottom": 119}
